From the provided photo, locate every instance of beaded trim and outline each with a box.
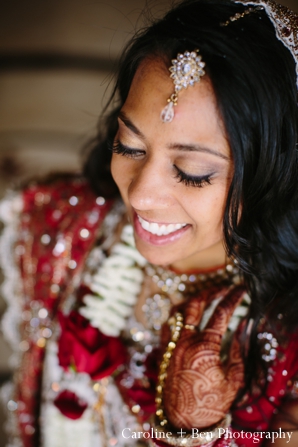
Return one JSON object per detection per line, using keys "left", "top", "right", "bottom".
{"left": 234, "top": 0, "right": 298, "bottom": 88}
{"left": 221, "top": 6, "right": 262, "bottom": 26}
{"left": 155, "top": 312, "right": 184, "bottom": 427}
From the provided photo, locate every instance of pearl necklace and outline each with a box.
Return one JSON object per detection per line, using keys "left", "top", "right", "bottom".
{"left": 145, "top": 262, "right": 240, "bottom": 295}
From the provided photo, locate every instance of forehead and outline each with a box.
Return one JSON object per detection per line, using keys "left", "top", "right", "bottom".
{"left": 126, "top": 56, "right": 215, "bottom": 105}
{"left": 121, "top": 57, "right": 229, "bottom": 158}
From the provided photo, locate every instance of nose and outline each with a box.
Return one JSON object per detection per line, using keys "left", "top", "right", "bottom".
{"left": 128, "top": 157, "right": 175, "bottom": 211}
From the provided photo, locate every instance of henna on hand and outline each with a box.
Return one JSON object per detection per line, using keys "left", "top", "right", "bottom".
{"left": 162, "top": 285, "right": 245, "bottom": 430}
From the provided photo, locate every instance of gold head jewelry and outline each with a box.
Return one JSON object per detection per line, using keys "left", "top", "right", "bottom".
{"left": 221, "top": 5, "right": 262, "bottom": 25}
{"left": 160, "top": 50, "right": 206, "bottom": 123}
{"left": 227, "top": 0, "right": 298, "bottom": 88}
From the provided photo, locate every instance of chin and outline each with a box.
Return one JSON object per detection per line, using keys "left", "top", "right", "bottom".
{"left": 134, "top": 241, "right": 180, "bottom": 267}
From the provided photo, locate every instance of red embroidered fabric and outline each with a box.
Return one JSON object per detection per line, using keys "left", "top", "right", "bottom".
{"left": 230, "top": 331, "right": 298, "bottom": 446}
{"left": 14, "top": 176, "right": 112, "bottom": 447}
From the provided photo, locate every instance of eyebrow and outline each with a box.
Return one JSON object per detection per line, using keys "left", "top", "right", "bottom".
{"left": 118, "top": 111, "right": 230, "bottom": 161}
{"left": 118, "top": 111, "right": 144, "bottom": 138}
{"left": 168, "top": 143, "right": 229, "bottom": 161}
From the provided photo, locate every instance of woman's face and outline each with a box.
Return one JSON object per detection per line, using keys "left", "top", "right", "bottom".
{"left": 111, "top": 58, "right": 233, "bottom": 271}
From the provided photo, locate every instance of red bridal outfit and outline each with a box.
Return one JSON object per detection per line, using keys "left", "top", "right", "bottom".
{"left": 0, "top": 176, "right": 297, "bottom": 447}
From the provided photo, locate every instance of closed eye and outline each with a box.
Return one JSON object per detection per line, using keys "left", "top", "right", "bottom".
{"left": 110, "top": 140, "right": 145, "bottom": 159}
{"left": 174, "top": 165, "right": 213, "bottom": 188}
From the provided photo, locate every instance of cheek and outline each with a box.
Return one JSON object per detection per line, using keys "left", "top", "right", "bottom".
{"left": 188, "top": 187, "right": 228, "bottom": 228}
{"left": 110, "top": 155, "right": 118, "bottom": 183}
{"left": 111, "top": 156, "right": 125, "bottom": 189}
{"left": 111, "top": 155, "right": 133, "bottom": 203}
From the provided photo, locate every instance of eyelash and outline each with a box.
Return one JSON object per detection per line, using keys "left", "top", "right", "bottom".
{"left": 111, "top": 140, "right": 144, "bottom": 159}
{"left": 174, "top": 165, "right": 213, "bottom": 188}
{"left": 111, "top": 140, "right": 213, "bottom": 188}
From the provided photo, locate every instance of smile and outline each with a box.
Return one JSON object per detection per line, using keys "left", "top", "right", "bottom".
{"left": 137, "top": 215, "right": 187, "bottom": 236}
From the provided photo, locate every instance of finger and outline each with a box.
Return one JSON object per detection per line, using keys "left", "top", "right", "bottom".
{"left": 227, "top": 336, "right": 244, "bottom": 376}
{"left": 225, "top": 320, "right": 245, "bottom": 385}
{"left": 184, "top": 286, "right": 226, "bottom": 327}
{"left": 184, "top": 296, "right": 206, "bottom": 327}
{"left": 205, "top": 285, "right": 246, "bottom": 334}
{"left": 229, "top": 329, "right": 243, "bottom": 364}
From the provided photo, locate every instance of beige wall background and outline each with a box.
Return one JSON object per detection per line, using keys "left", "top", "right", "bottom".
{"left": 0, "top": 0, "right": 297, "bottom": 442}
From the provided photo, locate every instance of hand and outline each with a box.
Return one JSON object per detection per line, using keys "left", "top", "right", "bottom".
{"left": 162, "top": 285, "right": 245, "bottom": 429}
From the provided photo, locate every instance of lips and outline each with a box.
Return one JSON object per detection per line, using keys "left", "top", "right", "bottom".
{"left": 133, "top": 212, "right": 190, "bottom": 246}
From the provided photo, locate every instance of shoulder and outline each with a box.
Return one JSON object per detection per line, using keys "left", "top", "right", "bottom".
{"left": 0, "top": 173, "right": 115, "bottom": 268}
{"left": 17, "top": 173, "right": 113, "bottom": 231}
{"left": 17, "top": 175, "right": 115, "bottom": 267}
{"left": 0, "top": 174, "right": 110, "bottom": 220}
{"left": 21, "top": 174, "right": 104, "bottom": 212}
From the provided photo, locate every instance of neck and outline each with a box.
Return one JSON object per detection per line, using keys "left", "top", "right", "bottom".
{"left": 170, "top": 240, "right": 227, "bottom": 273}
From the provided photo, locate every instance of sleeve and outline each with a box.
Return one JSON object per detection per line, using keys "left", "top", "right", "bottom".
{"left": 0, "top": 177, "right": 113, "bottom": 447}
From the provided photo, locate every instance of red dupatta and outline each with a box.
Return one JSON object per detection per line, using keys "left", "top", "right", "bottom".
{"left": 13, "top": 176, "right": 113, "bottom": 447}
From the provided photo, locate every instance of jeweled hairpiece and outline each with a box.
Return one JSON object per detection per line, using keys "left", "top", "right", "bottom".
{"left": 221, "top": 6, "right": 262, "bottom": 26}
{"left": 230, "top": 0, "right": 298, "bottom": 88}
{"left": 160, "top": 50, "right": 206, "bottom": 123}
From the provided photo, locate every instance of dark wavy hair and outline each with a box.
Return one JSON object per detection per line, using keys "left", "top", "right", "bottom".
{"left": 84, "top": 0, "right": 298, "bottom": 417}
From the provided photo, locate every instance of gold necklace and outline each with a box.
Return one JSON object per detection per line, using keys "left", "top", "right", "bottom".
{"left": 142, "top": 262, "right": 240, "bottom": 331}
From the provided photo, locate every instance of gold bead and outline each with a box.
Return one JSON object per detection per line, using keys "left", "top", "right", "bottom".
{"left": 36, "top": 338, "right": 46, "bottom": 348}
{"left": 160, "top": 363, "right": 167, "bottom": 372}
{"left": 159, "top": 373, "right": 166, "bottom": 382}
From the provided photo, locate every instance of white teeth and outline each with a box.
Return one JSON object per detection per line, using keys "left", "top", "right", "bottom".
{"left": 137, "top": 215, "right": 187, "bottom": 236}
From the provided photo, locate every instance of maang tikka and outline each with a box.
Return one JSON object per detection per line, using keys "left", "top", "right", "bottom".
{"left": 160, "top": 50, "right": 206, "bottom": 123}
